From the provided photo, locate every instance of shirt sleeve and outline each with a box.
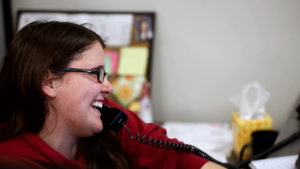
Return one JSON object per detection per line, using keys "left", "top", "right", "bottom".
{"left": 104, "top": 98, "right": 209, "bottom": 169}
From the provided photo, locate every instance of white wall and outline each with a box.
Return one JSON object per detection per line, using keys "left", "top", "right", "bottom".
{"left": 11, "top": 0, "right": 300, "bottom": 130}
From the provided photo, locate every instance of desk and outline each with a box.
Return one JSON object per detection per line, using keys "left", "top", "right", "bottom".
{"left": 268, "top": 110, "right": 300, "bottom": 158}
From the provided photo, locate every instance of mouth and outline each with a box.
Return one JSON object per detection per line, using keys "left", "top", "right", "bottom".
{"left": 91, "top": 101, "right": 103, "bottom": 112}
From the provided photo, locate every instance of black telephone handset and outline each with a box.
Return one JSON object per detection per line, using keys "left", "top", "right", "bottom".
{"left": 99, "top": 104, "right": 128, "bottom": 132}
{"left": 98, "top": 104, "right": 237, "bottom": 169}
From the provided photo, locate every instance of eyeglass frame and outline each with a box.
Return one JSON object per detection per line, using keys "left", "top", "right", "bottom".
{"left": 59, "top": 67, "right": 107, "bottom": 84}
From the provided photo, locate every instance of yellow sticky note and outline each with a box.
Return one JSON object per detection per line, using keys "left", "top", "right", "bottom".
{"left": 117, "top": 47, "right": 148, "bottom": 76}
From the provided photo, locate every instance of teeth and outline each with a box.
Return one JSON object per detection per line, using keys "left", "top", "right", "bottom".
{"left": 91, "top": 101, "right": 103, "bottom": 109}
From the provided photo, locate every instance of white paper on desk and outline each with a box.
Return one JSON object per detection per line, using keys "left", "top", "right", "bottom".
{"left": 18, "top": 13, "right": 133, "bottom": 46}
{"left": 249, "top": 155, "right": 298, "bottom": 169}
{"left": 162, "top": 122, "right": 232, "bottom": 163}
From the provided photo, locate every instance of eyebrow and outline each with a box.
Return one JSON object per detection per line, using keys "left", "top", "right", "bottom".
{"left": 90, "top": 65, "right": 105, "bottom": 70}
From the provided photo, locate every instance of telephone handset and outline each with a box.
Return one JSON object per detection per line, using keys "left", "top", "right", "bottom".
{"left": 98, "top": 104, "right": 237, "bottom": 169}
{"left": 99, "top": 103, "right": 128, "bottom": 132}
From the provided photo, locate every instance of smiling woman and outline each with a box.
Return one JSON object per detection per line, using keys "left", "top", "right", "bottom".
{"left": 0, "top": 21, "right": 223, "bottom": 169}
{"left": 0, "top": 21, "right": 127, "bottom": 169}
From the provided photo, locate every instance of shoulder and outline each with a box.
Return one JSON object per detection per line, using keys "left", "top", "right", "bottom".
{"left": 0, "top": 133, "right": 27, "bottom": 154}
{"left": 0, "top": 154, "right": 46, "bottom": 169}
{"left": 0, "top": 132, "right": 47, "bottom": 169}
{"left": 0, "top": 132, "right": 37, "bottom": 155}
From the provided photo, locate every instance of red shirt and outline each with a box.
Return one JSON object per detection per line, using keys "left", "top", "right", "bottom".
{"left": 0, "top": 98, "right": 209, "bottom": 169}
{"left": 0, "top": 131, "right": 87, "bottom": 169}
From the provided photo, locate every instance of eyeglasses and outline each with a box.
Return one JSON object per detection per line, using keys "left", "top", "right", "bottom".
{"left": 60, "top": 67, "right": 107, "bottom": 84}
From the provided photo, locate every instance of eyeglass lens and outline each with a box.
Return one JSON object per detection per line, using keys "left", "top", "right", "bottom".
{"left": 99, "top": 67, "right": 105, "bottom": 83}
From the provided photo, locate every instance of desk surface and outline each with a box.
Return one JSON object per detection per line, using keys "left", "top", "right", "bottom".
{"left": 268, "top": 110, "right": 300, "bottom": 158}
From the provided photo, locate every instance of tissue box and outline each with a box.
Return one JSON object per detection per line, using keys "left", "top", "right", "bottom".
{"left": 231, "top": 112, "right": 273, "bottom": 160}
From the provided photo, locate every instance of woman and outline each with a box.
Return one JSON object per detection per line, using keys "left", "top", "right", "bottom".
{"left": 0, "top": 21, "right": 225, "bottom": 169}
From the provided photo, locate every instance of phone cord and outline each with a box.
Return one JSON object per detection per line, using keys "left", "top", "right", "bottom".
{"left": 123, "top": 124, "right": 237, "bottom": 169}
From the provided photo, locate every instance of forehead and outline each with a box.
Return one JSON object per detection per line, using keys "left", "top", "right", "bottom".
{"left": 68, "top": 41, "right": 105, "bottom": 68}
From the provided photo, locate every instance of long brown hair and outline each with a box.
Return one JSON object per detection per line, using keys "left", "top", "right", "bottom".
{"left": 0, "top": 21, "right": 128, "bottom": 169}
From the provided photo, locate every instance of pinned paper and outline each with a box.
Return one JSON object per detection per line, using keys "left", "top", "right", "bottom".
{"left": 139, "top": 82, "right": 153, "bottom": 123}
{"left": 104, "top": 51, "right": 119, "bottom": 74}
{"left": 18, "top": 13, "right": 134, "bottom": 46}
{"left": 112, "top": 76, "right": 146, "bottom": 107}
{"left": 117, "top": 47, "right": 148, "bottom": 76}
{"left": 104, "top": 56, "right": 112, "bottom": 75}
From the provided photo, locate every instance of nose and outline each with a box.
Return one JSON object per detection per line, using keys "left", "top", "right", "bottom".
{"left": 101, "top": 77, "right": 113, "bottom": 95}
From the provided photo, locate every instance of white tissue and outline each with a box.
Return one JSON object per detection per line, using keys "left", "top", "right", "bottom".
{"left": 229, "top": 82, "right": 271, "bottom": 120}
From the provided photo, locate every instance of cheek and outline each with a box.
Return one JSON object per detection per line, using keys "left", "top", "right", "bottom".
{"left": 67, "top": 78, "right": 100, "bottom": 98}
{"left": 58, "top": 76, "right": 102, "bottom": 112}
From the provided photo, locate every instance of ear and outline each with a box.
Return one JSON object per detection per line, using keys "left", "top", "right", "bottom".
{"left": 42, "top": 70, "right": 56, "bottom": 98}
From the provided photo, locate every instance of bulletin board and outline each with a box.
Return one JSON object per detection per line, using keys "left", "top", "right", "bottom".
{"left": 16, "top": 10, "right": 155, "bottom": 114}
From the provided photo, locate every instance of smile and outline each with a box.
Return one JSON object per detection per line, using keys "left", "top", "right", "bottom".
{"left": 91, "top": 101, "right": 103, "bottom": 110}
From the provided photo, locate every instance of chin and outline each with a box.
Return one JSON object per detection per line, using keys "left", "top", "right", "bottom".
{"left": 92, "top": 121, "right": 104, "bottom": 134}
{"left": 80, "top": 122, "right": 103, "bottom": 138}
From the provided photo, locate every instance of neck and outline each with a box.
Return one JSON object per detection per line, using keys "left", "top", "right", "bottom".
{"left": 39, "top": 130, "right": 78, "bottom": 161}
{"left": 38, "top": 114, "right": 79, "bottom": 161}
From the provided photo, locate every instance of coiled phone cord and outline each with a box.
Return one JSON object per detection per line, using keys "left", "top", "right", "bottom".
{"left": 123, "top": 124, "right": 237, "bottom": 169}
{"left": 99, "top": 105, "right": 299, "bottom": 169}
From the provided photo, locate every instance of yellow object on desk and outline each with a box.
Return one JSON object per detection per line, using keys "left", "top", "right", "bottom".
{"left": 232, "top": 112, "right": 273, "bottom": 160}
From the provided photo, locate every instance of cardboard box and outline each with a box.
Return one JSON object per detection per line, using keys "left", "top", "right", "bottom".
{"left": 232, "top": 112, "right": 273, "bottom": 160}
